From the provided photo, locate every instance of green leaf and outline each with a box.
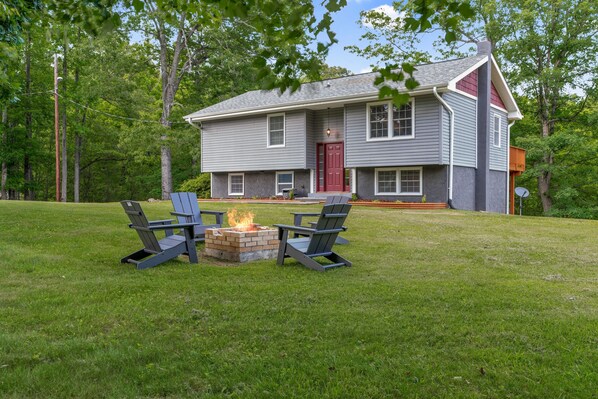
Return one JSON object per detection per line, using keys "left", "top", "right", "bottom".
{"left": 401, "top": 63, "right": 415, "bottom": 74}
{"left": 445, "top": 31, "right": 457, "bottom": 43}
{"left": 405, "top": 77, "right": 419, "bottom": 90}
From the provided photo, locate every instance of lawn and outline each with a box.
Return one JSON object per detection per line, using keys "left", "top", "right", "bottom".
{"left": 0, "top": 201, "right": 596, "bottom": 398}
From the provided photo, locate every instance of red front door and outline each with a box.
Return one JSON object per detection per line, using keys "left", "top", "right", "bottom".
{"left": 325, "top": 142, "right": 344, "bottom": 191}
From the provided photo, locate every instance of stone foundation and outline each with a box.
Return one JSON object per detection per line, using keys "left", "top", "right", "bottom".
{"left": 204, "top": 227, "right": 279, "bottom": 263}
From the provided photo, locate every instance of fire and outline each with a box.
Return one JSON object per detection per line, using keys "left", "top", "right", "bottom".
{"left": 227, "top": 209, "right": 256, "bottom": 231}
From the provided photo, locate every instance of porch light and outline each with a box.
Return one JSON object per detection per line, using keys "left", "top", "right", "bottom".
{"left": 326, "top": 107, "right": 331, "bottom": 137}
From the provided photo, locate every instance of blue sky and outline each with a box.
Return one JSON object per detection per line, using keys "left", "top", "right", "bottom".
{"left": 314, "top": 0, "right": 408, "bottom": 73}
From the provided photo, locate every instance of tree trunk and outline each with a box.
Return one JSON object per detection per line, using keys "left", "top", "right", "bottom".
{"left": 73, "top": 42, "right": 82, "bottom": 204}
{"left": 1, "top": 107, "right": 7, "bottom": 200}
{"left": 60, "top": 31, "right": 68, "bottom": 202}
{"left": 24, "top": 31, "right": 34, "bottom": 200}
{"left": 537, "top": 119, "right": 553, "bottom": 212}
{"left": 74, "top": 110, "right": 85, "bottom": 203}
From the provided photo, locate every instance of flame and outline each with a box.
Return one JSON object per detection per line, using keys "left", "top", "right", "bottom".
{"left": 227, "top": 209, "right": 256, "bottom": 231}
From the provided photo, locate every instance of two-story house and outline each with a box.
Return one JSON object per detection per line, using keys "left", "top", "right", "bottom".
{"left": 184, "top": 42, "right": 522, "bottom": 213}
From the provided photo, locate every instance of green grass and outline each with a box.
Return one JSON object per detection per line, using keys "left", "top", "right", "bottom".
{"left": 0, "top": 201, "right": 597, "bottom": 398}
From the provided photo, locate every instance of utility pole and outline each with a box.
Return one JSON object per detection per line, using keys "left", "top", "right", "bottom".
{"left": 53, "top": 54, "right": 61, "bottom": 202}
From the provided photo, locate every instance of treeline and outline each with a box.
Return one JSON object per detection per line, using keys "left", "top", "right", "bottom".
{"left": 0, "top": 5, "right": 262, "bottom": 202}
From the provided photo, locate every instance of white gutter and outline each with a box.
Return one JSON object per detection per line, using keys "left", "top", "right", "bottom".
{"left": 506, "top": 120, "right": 516, "bottom": 214}
{"left": 433, "top": 87, "right": 455, "bottom": 207}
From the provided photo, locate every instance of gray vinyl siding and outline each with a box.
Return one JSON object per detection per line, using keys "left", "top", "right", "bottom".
{"left": 312, "top": 107, "right": 344, "bottom": 143}
{"left": 345, "top": 95, "right": 441, "bottom": 168}
{"left": 489, "top": 109, "right": 508, "bottom": 171}
{"left": 201, "top": 111, "right": 306, "bottom": 172}
{"left": 441, "top": 107, "right": 450, "bottom": 164}
{"left": 305, "top": 110, "right": 315, "bottom": 169}
{"left": 444, "top": 92, "right": 477, "bottom": 168}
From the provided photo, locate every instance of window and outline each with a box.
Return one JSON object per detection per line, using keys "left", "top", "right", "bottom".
{"left": 375, "top": 167, "right": 422, "bottom": 195}
{"left": 492, "top": 114, "right": 501, "bottom": 147}
{"left": 228, "top": 173, "right": 244, "bottom": 195}
{"left": 268, "top": 113, "right": 285, "bottom": 147}
{"left": 393, "top": 102, "right": 413, "bottom": 137}
{"left": 367, "top": 100, "right": 414, "bottom": 140}
{"left": 276, "top": 171, "right": 294, "bottom": 195}
{"left": 369, "top": 103, "right": 389, "bottom": 138}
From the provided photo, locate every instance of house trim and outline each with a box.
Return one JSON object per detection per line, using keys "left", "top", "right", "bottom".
{"left": 447, "top": 57, "right": 488, "bottom": 91}
{"left": 453, "top": 88, "right": 478, "bottom": 101}
{"left": 490, "top": 103, "right": 508, "bottom": 113}
{"left": 374, "top": 167, "right": 423, "bottom": 196}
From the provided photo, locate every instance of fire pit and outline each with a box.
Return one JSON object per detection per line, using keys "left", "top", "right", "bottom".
{"left": 204, "top": 210, "right": 279, "bottom": 263}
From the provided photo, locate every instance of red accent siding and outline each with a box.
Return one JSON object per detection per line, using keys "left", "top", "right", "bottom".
{"left": 456, "top": 69, "right": 478, "bottom": 97}
{"left": 491, "top": 82, "right": 506, "bottom": 109}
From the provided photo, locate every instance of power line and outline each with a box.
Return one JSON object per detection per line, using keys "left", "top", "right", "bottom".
{"left": 56, "top": 93, "right": 190, "bottom": 125}
{"left": 18, "top": 90, "right": 54, "bottom": 96}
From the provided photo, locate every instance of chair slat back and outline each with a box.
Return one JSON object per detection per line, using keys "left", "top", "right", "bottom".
{"left": 121, "top": 200, "right": 161, "bottom": 253}
{"left": 325, "top": 195, "right": 349, "bottom": 205}
{"left": 306, "top": 203, "right": 351, "bottom": 255}
{"left": 171, "top": 192, "right": 203, "bottom": 227}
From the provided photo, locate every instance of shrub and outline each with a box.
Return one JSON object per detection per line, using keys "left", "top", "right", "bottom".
{"left": 178, "top": 173, "right": 211, "bottom": 198}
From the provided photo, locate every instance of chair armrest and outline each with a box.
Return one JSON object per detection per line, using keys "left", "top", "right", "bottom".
{"left": 308, "top": 221, "right": 348, "bottom": 231}
{"left": 129, "top": 219, "right": 174, "bottom": 228}
{"left": 148, "top": 222, "right": 197, "bottom": 231}
{"left": 290, "top": 212, "right": 320, "bottom": 217}
{"left": 200, "top": 210, "right": 225, "bottom": 225}
{"left": 170, "top": 211, "right": 193, "bottom": 217}
{"left": 148, "top": 219, "right": 174, "bottom": 225}
{"left": 313, "top": 228, "right": 345, "bottom": 235}
{"left": 200, "top": 210, "right": 225, "bottom": 216}
{"left": 273, "top": 224, "right": 316, "bottom": 234}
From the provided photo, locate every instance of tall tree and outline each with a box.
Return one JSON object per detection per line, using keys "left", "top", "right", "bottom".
{"left": 347, "top": 0, "right": 597, "bottom": 215}
{"left": 499, "top": 0, "right": 597, "bottom": 212}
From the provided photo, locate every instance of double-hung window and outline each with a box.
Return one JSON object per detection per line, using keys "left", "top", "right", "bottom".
{"left": 375, "top": 167, "right": 422, "bottom": 195}
{"left": 492, "top": 114, "right": 501, "bottom": 147}
{"left": 228, "top": 173, "right": 244, "bottom": 195}
{"left": 367, "top": 100, "right": 414, "bottom": 140}
{"left": 276, "top": 171, "right": 294, "bottom": 195}
{"left": 268, "top": 113, "right": 285, "bottom": 147}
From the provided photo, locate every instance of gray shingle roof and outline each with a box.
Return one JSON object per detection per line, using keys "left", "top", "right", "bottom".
{"left": 185, "top": 55, "right": 487, "bottom": 120}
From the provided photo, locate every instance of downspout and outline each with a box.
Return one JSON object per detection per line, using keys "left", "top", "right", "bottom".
{"left": 433, "top": 87, "right": 456, "bottom": 209}
{"left": 506, "top": 120, "right": 515, "bottom": 214}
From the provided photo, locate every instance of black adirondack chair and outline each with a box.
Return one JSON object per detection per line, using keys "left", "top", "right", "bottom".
{"left": 275, "top": 203, "right": 352, "bottom": 272}
{"left": 170, "top": 192, "right": 225, "bottom": 242}
{"left": 121, "top": 200, "right": 199, "bottom": 269}
{"left": 291, "top": 195, "right": 350, "bottom": 244}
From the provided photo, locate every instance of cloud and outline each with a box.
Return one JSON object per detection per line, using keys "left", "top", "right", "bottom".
{"left": 362, "top": 4, "right": 403, "bottom": 29}
{"left": 359, "top": 67, "right": 373, "bottom": 74}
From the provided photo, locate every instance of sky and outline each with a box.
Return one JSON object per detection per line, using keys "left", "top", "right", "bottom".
{"left": 314, "top": 0, "right": 436, "bottom": 74}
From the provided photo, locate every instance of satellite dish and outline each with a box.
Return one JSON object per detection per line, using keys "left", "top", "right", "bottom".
{"left": 514, "top": 187, "right": 529, "bottom": 216}
{"left": 515, "top": 187, "right": 529, "bottom": 198}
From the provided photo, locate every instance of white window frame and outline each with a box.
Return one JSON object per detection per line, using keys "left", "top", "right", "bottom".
{"left": 275, "top": 171, "right": 294, "bottom": 195}
{"left": 366, "top": 99, "right": 415, "bottom": 142}
{"left": 374, "top": 167, "right": 423, "bottom": 196}
{"left": 228, "top": 173, "right": 244, "bottom": 196}
{"left": 267, "top": 113, "right": 285, "bottom": 148}
{"left": 492, "top": 113, "right": 501, "bottom": 148}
